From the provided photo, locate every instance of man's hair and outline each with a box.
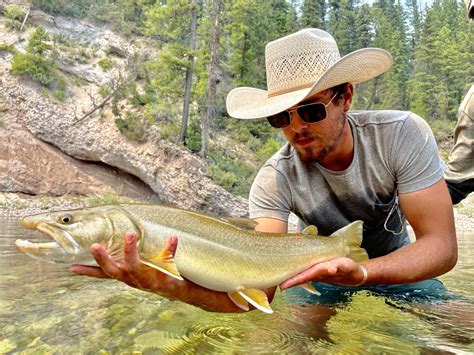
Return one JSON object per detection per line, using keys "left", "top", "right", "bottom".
{"left": 330, "top": 82, "right": 349, "bottom": 103}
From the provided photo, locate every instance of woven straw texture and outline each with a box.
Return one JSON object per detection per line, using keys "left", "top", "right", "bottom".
{"left": 227, "top": 28, "right": 392, "bottom": 119}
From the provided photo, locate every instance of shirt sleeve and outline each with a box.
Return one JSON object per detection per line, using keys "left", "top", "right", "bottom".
{"left": 391, "top": 113, "right": 445, "bottom": 194}
{"left": 248, "top": 164, "right": 293, "bottom": 221}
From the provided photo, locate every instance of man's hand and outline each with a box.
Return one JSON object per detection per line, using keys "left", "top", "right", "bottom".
{"left": 279, "top": 257, "right": 366, "bottom": 290}
{"left": 70, "top": 232, "right": 183, "bottom": 298}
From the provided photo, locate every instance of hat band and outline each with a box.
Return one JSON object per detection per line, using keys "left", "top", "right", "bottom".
{"left": 267, "top": 82, "right": 313, "bottom": 98}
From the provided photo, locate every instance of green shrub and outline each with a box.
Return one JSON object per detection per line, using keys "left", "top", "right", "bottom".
{"left": 4, "top": 4, "right": 24, "bottom": 30}
{"left": 52, "top": 76, "right": 67, "bottom": 101}
{"left": 98, "top": 57, "right": 113, "bottom": 72}
{"left": 87, "top": 191, "right": 122, "bottom": 206}
{"left": 0, "top": 44, "right": 15, "bottom": 53}
{"left": 72, "top": 76, "right": 88, "bottom": 86}
{"left": 98, "top": 85, "right": 111, "bottom": 98}
{"left": 4, "top": 4, "right": 24, "bottom": 20}
{"left": 32, "top": 0, "right": 97, "bottom": 18}
{"left": 159, "top": 120, "right": 180, "bottom": 141}
{"left": 206, "top": 146, "right": 257, "bottom": 197}
{"left": 11, "top": 53, "right": 55, "bottom": 86}
{"left": 27, "top": 27, "right": 52, "bottom": 55}
{"left": 207, "top": 164, "right": 238, "bottom": 191}
{"left": 428, "top": 119, "right": 456, "bottom": 142}
{"left": 115, "top": 111, "right": 147, "bottom": 141}
{"left": 186, "top": 117, "right": 201, "bottom": 152}
{"left": 255, "top": 138, "right": 280, "bottom": 163}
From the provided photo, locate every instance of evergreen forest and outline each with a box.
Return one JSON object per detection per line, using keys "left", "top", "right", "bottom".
{"left": 6, "top": 0, "right": 474, "bottom": 197}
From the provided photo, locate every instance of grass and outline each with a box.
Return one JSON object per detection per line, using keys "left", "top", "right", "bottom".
{"left": 86, "top": 191, "right": 124, "bottom": 206}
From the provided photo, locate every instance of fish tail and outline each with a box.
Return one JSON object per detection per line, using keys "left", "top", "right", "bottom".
{"left": 331, "top": 220, "right": 368, "bottom": 262}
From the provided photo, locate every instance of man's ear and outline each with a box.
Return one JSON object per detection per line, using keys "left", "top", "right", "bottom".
{"left": 342, "top": 83, "right": 354, "bottom": 112}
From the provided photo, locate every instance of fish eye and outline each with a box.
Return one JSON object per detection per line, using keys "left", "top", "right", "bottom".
{"left": 59, "top": 214, "right": 73, "bottom": 224}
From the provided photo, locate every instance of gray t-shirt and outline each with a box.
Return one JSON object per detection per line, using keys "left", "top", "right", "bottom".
{"left": 249, "top": 110, "right": 445, "bottom": 258}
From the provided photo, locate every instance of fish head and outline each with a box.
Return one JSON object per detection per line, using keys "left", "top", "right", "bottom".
{"left": 16, "top": 205, "right": 143, "bottom": 264}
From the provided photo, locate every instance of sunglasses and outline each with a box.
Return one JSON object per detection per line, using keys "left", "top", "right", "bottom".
{"left": 267, "top": 91, "right": 339, "bottom": 129}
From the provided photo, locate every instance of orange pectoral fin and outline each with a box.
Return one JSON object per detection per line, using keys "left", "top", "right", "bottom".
{"left": 141, "top": 248, "right": 183, "bottom": 281}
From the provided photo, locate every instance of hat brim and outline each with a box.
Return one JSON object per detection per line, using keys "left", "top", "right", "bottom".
{"left": 226, "top": 48, "right": 392, "bottom": 119}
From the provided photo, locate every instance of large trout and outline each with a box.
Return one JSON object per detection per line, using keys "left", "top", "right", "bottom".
{"left": 16, "top": 203, "right": 367, "bottom": 313}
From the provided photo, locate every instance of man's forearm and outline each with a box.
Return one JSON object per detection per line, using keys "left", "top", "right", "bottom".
{"left": 362, "top": 233, "right": 457, "bottom": 285}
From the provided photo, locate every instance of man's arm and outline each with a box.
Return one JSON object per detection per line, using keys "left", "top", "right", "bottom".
{"left": 71, "top": 232, "right": 276, "bottom": 313}
{"left": 364, "top": 178, "right": 457, "bottom": 283}
{"left": 280, "top": 178, "right": 457, "bottom": 289}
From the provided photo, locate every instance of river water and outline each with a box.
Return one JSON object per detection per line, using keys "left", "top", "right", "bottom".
{"left": 1, "top": 217, "right": 473, "bottom": 353}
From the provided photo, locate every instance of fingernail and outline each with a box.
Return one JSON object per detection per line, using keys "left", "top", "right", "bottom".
{"left": 126, "top": 234, "right": 134, "bottom": 243}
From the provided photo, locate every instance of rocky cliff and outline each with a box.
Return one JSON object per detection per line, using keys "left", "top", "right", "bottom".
{"left": 0, "top": 5, "right": 248, "bottom": 217}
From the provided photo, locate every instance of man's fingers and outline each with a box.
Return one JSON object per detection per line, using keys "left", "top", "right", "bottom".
{"left": 70, "top": 264, "right": 109, "bottom": 279}
{"left": 90, "top": 243, "right": 122, "bottom": 278}
{"left": 123, "top": 232, "right": 141, "bottom": 271}
{"left": 280, "top": 261, "right": 338, "bottom": 290}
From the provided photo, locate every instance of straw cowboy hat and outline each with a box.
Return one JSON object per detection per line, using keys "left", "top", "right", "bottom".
{"left": 226, "top": 28, "right": 393, "bottom": 119}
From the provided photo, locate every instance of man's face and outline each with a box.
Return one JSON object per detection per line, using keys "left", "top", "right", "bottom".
{"left": 281, "top": 90, "right": 347, "bottom": 162}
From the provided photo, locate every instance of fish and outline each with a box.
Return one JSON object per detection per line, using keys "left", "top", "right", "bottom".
{"left": 15, "top": 203, "right": 368, "bottom": 313}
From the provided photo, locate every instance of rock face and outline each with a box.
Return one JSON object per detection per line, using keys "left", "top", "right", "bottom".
{"left": 0, "top": 12, "right": 248, "bottom": 217}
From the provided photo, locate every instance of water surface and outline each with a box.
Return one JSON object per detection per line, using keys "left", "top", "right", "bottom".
{"left": 1, "top": 217, "right": 473, "bottom": 353}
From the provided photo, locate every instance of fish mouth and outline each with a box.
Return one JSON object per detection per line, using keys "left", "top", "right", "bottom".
{"left": 17, "top": 219, "right": 81, "bottom": 255}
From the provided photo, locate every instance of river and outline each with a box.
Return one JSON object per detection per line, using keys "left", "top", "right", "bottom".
{"left": 1, "top": 217, "right": 473, "bottom": 353}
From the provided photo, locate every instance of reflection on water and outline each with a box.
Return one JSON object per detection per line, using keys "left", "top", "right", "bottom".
{"left": 1, "top": 218, "right": 473, "bottom": 353}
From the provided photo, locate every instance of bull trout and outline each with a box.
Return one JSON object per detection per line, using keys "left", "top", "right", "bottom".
{"left": 15, "top": 203, "right": 368, "bottom": 313}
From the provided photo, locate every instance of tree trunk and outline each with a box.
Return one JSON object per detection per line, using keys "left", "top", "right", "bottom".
{"left": 177, "top": 0, "right": 198, "bottom": 145}
{"left": 200, "top": 0, "right": 223, "bottom": 158}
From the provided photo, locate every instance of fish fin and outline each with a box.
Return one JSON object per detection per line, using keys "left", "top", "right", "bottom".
{"left": 302, "top": 225, "right": 319, "bottom": 235}
{"left": 238, "top": 288, "right": 273, "bottom": 314}
{"left": 300, "top": 282, "right": 321, "bottom": 296}
{"left": 330, "top": 220, "right": 369, "bottom": 262}
{"left": 227, "top": 292, "right": 250, "bottom": 311}
{"left": 141, "top": 248, "right": 184, "bottom": 281}
{"left": 222, "top": 217, "right": 259, "bottom": 231}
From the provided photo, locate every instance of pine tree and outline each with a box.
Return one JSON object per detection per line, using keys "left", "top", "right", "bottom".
{"left": 200, "top": 0, "right": 223, "bottom": 158}
{"left": 143, "top": 0, "right": 199, "bottom": 143}
{"left": 369, "top": 0, "right": 410, "bottom": 110}
{"left": 327, "top": 0, "right": 356, "bottom": 55}
{"left": 301, "top": 0, "right": 326, "bottom": 29}
{"left": 408, "top": 0, "right": 472, "bottom": 120}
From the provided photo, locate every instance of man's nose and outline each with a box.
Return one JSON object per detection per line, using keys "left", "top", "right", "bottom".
{"left": 288, "top": 110, "right": 307, "bottom": 133}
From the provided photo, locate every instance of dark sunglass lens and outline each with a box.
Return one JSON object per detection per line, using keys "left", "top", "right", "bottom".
{"left": 297, "top": 103, "right": 326, "bottom": 123}
{"left": 267, "top": 111, "right": 291, "bottom": 128}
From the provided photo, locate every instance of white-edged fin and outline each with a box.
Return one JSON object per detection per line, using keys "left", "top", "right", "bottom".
{"left": 238, "top": 288, "right": 273, "bottom": 314}
{"left": 141, "top": 248, "right": 183, "bottom": 281}
{"left": 300, "top": 282, "right": 321, "bottom": 295}
{"left": 228, "top": 292, "right": 250, "bottom": 311}
{"left": 302, "top": 225, "right": 318, "bottom": 235}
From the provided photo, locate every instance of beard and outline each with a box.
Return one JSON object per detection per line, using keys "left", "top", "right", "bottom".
{"left": 292, "top": 112, "right": 347, "bottom": 162}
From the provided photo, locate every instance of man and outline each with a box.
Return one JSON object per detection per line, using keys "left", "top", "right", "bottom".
{"left": 72, "top": 29, "right": 458, "bottom": 312}
{"left": 444, "top": 0, "right": 473, "bottom": 204}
